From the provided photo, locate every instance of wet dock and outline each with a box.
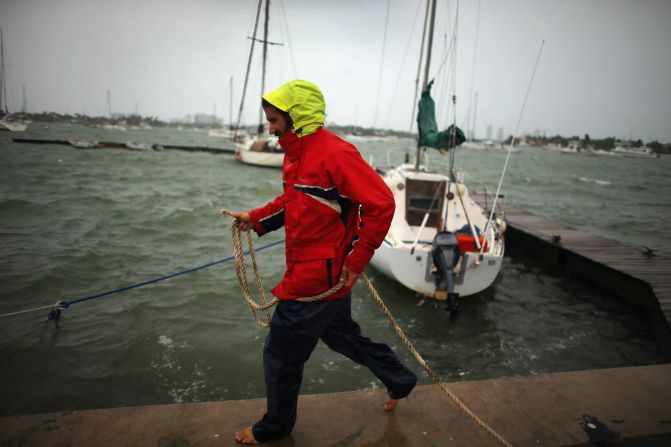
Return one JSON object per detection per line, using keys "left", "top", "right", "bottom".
{"left": 1, "top": 364, "right": 669, "bottom": 446}
{"left": 475, "top": 196, "right": 671, "bottom": 359}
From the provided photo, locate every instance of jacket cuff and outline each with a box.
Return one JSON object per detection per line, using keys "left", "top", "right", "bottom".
{"left": 345, "top": 247, "right": 373, "bottom": 274}
{"left": 248, "top": 209, "right": 268, "bottom": 236}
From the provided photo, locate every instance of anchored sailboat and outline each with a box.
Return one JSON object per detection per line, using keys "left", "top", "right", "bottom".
{"left": 233, "top": 0, "right": 284, "bottom": 168}
{"left": 370, "top": 0, "right": 506, "bottom": 312}
{"left": 0, "top": 28, "right": 27, "bottom": 132}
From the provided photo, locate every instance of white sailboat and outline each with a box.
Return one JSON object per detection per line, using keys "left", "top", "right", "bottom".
{"left": 612, "top": 145, "right": 659, "bottom": 158}
{"left": 369, "top": 0, "right": 505, "bottom": 312}
{"left": 0, "top": 118, "right": 27, "bottom": 132}
{"left": 0, "top": 29, "right": 27, "bottom": 132}
{"left": 233, "top": 0, "right": 284, "bottom": 168}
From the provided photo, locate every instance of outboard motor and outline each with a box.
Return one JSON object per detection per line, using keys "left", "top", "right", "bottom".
{"left": 431, "top": 231, "right": 461, "bottom": 318}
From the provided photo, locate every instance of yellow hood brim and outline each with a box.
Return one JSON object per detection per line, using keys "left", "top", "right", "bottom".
{"left": 262, "top": 79, "right": 325, "bottom": 137}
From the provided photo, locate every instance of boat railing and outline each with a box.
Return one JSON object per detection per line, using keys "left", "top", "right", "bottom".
{"left": 457, "top": 169, "right": 506, "bottom": 217}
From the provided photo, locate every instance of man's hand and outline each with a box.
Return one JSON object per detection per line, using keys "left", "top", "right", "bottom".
{"left": 220, "top": 209, "right": 253, "bottom": 231}
{"left": 340, "top": 265, "right": 361, "bottom": 288}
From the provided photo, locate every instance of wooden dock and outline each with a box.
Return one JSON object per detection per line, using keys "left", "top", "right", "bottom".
{"left": 475, "top": 196, "right": 671, "bottom": 359}
{"left": 11, "top": 137, "right": 236, "bottom": 154}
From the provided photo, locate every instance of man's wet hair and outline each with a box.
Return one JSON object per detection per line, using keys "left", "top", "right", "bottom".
{"left": 262, "top": 99, "right": 293, "bottom": 128}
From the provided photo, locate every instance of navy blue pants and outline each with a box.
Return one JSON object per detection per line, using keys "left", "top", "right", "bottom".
{"left": 252, "top": 293, "right": 417, "bottom": 442}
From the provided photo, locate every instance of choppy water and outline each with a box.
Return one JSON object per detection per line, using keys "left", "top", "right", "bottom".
{"left": 0, "top": 123, "right": 667, "bottom": 416}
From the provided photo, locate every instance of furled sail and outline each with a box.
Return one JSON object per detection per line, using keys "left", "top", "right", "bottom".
{"left": 417, "top": 85, "right": 465, "bottom": 150}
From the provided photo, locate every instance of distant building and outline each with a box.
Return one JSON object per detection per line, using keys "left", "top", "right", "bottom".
{"left": 194, "top": 113, "right": 220, "bottom": 126}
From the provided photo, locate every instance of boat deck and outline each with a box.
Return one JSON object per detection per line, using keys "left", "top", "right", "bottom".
{"left": 474, "top": 195, "right": 671, "bottom": 358}
{"left": 1, "top": 364, "right": 669, "bottom": 446}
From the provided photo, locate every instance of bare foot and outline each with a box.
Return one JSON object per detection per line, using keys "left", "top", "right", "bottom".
{"left": 234, "top": 426, "right": 258, "bottom": 445}
{"left": 384, "top": 398, "right": 399, "bottom": 412}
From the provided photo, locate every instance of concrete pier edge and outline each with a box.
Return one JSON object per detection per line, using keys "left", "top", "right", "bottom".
{"left": 1, "top": 364, "right": 670, "bottom": 446}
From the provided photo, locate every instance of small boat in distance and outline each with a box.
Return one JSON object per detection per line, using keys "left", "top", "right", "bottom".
{"left": 0, "top": 117, "right": 27, "bottom": 132}
{"left": 0, "top": 30, "right": 27, "bottom": 132}
{"left": 232, "top": 0, "right": 284, "bottom": 169}
{"left": 233, "top": 135, "right": 283, "bottom": 167}
{"left": 612, "top": 145, "right": 659, "bottom": 158}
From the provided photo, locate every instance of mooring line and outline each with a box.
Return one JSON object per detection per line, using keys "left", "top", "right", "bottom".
{"left": 227, "top": 219, "right": 513, "bottom": 447}
{"left": 0, "top": 238, "right": 285, "bottom": 319}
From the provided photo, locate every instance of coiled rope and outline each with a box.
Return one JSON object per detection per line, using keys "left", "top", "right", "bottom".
{"left": 227, "top": 218, "right": 513, "bottom": 447}
{"left": 229, "top": 217, "right": 345, "bottom": 328}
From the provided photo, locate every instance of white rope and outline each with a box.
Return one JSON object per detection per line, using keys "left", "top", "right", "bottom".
{"left": 0, "top": 302, "right": 61, "bottom": 318}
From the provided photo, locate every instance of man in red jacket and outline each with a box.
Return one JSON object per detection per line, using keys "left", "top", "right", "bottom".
{"left": 228, "top": 80, "right": 416, "bottom": 445}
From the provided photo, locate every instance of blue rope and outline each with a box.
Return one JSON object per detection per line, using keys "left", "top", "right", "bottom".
{"left": 57, "top": 238, "right": 285, "bottom": 309}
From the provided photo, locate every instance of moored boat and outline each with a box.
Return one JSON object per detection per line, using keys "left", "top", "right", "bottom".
{"left": 370, "top": 163, "right": 505, "bottom": 300}
{"left": 235, "top": 137, "right": 283, "bottom": 167}
{"left": 612, "top": 145, "right": 659, "bottom": 158}
{"left": 369, "top": 0, "right": 506, "bottom": 312}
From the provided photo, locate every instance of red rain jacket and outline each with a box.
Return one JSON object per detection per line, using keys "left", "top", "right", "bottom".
{"left": 249, "top": 128, "right": 394, "bottom": 300}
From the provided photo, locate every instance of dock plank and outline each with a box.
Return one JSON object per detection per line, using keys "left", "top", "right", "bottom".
{"left": 474, "top": 197, "right": 671, "bottom": 336}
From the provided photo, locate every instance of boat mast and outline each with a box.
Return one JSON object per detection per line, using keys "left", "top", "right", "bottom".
{"left": 258, "top": 0, "right": 270, "bottom": 136}
{"left": 229, "top": 76, "right": 233, "bottom": 130}
{"left": 0, "top": 28, "right": 7, "bottom": 115}
{"left": 233, "top": 0, "right": 263, "bottom": 141}
{"left": 407, "top": 0, "right": 431, "bottom": 163}
{"left": 414, "top": 0, "right": 437, "bottom": 171}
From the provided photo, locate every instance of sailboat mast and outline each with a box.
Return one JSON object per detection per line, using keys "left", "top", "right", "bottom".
{"left": 415, "top": 0, "right": 437, "bottom": 170}
{"left": 0, "top": 28, "right": 7, "bottom": 115}
{"left": 258, "top": 0, "right": 270, "bottom": 135}
{"left": 421, "top": 0, "right": 437, "bottom": 92}
{"left": 408, "top": 0, "right": 431, "bottom": 140}
{"left": 229, "top": 76, "right": 233, "bottom": 130}
{"left": 233, "top": 0, "right": 263, "bottom": 141}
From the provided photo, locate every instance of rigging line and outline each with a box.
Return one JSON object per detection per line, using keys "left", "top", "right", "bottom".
{"left": 233, "top": 0, "right": 263, "bottom": 142}
{"left": 443, "top": 0, "right": 460, "bottom": 231}
{"left": 0, "top": 238, "right": 286, "bottom": 318}
{"left": 434, "top": 32, "right": 452, "bottom": 125}
{"left": 279, "top": 0, "right": 298, "bottom": 78}
{"left": 481, "top": 40, "right": 546, "bottom": 255}
{"left": 429, "top": 1, "right": 457, "bottom": 85}
{"left": 434, "top": 5, "right": 458, "bottom": 125}
{"left": 384, "top": 0, "right": 423, "bottom": 130}
{"left": 373, "top": 0, "right": 391, "bottom": 129}
{"left": 462, "top": 0, "right": 481, "bottom": 137}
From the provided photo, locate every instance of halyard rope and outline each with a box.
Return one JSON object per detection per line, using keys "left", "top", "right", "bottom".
{"left": 227, "top": 218, "right": 513, "bottom": 447}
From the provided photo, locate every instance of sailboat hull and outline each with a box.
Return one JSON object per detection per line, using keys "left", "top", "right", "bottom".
{"left": 371, "top": 242, "right": 503, "bottom": 297}
{"left": 369, "top": 164, "right": 504, "bottom": 298}
{"left": 235, "top": 137, "right": 284, "bottom": 168}
{"left": 0, "top": 120, "right": 27, "bottom": 132}
{"left": 237, "top": 148, "right": 284, "bottom": 167}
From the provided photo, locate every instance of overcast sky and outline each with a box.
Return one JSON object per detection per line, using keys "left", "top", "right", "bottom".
{"left": 1, "top": 0, "right": 670, "bottom": 141}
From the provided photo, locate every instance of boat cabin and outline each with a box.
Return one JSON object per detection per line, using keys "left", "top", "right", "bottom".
{"left": 405, "top": 178, "right": 446, "bottom": 229}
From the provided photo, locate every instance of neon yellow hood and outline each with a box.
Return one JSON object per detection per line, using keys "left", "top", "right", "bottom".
{"left": 262, "top": 79, "right": 325, "bottom": 137}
